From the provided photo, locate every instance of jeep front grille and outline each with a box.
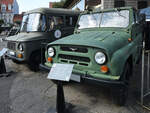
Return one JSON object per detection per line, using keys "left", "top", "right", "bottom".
{"left": 60, "top": 46, "right": 88, "bottom": 53}
{"left": 58, "top": 54, "right": 90, "bottom": 66}
{"left": 7, "top": 42, "right": 16, "bottom": 50}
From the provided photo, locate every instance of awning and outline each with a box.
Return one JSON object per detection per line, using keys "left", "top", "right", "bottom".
{"left": 140, "top": 7, "right": 150, "bottom": 21}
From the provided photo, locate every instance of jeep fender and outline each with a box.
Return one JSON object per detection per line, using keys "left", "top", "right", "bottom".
{"left": 110, "top": 42, "right": 135, "bottom": 77}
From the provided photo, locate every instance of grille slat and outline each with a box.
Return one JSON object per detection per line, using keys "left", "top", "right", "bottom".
{"left": 60, "top": 46, "right": 88, "bottom": 53}
{"left": 7, "top": 42, "right": 16, "bottom": 50}
{"left": 58, "top": 54, "right": 90, "bottom": 63}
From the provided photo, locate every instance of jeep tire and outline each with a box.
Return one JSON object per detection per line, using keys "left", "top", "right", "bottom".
{"left": 115, "top": 62, "right": 130, "bottom": 106}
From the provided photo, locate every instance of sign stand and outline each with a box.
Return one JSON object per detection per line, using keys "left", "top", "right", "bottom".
{"left": 47, "top": 63, "right": 74, "bottom": 113}
{"left": 56, "top": 81, "right": 66, "bottom": 113}
{"left": 141, "top": 41, "right": 150, "bottom": 105}
{"left": 0, "top": 48, "right": 9, "bottom": 77}
{"left": 0, "top": 57, "right": 6, "bottom": 73}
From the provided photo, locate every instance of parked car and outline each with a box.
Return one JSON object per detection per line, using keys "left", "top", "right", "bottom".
{"left": 7, "top": 26, "right": 20, "bottom": 37}
{"left": 40, "top": 7, "right": 145, "bottom": 105}
{"left": 4, "top": 8, "right": 79, "bottom": 71}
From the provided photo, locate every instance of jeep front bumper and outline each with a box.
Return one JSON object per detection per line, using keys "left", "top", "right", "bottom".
{"left": 40, "top": 64, "right": 125, "bottom": 88}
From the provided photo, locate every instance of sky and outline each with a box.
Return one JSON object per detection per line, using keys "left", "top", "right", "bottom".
{"left": 17, "top": 0, "right": 60, "bottom": 14}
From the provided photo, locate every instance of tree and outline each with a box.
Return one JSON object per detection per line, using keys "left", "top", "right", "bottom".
{"left": 52, "top": 0, "right": 66, "bottom": 8}
{"left": 0, "top": 19, "right": 4, "bottom": 26}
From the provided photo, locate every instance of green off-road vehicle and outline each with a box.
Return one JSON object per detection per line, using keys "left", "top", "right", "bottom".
{"left": 40, "top": 7, "right": 145, "bottom": 105}
{"left": 4, "top": 8, "right": 79, "bottom": 71}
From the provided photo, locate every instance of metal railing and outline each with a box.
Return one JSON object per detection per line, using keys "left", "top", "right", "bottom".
{"left": 141, "top": 41, "right": 150, "bottom": 105}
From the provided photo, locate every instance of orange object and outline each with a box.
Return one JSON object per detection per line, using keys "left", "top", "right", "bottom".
{"left": 48, "top": 57, "right": 53, "bottom": 62}
{"left": 18, "top": 54, "right": 23, "bottom": 58}
{"left": 128, "top": 38, "right": 132, "bottom": 42}
{"left": 101, "top": 65, "right": 109, "bottom": 73}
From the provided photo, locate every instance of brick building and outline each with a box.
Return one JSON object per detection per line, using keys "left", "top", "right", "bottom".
{"left": 0, "top": 0, "right": 19, "bottom": 24}
{"left": 49, "top": 2, "right": 53, "bottom": 8}
{"left": 63, "top": 0, "right": 150, "bottom": 10}
{"left": 13, "top": 13, "right": 23, "bottom": 25}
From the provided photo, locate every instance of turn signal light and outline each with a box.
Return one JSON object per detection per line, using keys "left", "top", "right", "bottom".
{"left": 128, "top": 38, "right": 132, "bottom": 42}
{"left": 48, "top": 57, "right": 53, "bottom": 62}
{"left": 17, "top": 54, "right": 23, "bottom": 58}
{"left": 100, "top": 65, "right": 109, "bottom": 73}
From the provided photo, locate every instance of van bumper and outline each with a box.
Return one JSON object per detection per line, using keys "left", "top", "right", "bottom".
{"left": 6, "top": 53, "right": 25, "bottom": 62}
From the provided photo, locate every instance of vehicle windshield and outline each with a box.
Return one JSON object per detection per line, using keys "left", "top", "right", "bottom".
{"left": 20, "top": 13, "right": 46, "bottom": 32}
{"left": 78, "top": 10, "right": 129, "bottom": 29}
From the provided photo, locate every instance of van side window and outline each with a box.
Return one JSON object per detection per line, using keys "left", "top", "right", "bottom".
{"left": 38, "top": 15, "right": 46, "bottom": 31}
{"left": 49, "top": 16, "right": 64, "bottom": 30}
{"left": 66, "top": 16, "right": 78, "bottom": 27}
{"left": 66, "top": 16, "right": 73, "bottom": 26}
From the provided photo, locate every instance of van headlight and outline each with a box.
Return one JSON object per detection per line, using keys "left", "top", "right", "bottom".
{"left": 18, "top": 43, "right": 23, "bottom": 51}
{"left": 48, "top": 47, "right": 55, "bottom": 57}
{"left": 95, "top": 52, "right": 106, "bottom": 64}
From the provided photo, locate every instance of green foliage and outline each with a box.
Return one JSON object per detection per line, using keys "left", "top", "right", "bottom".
{"left": 0, "top": 19, "right": 4, "bottom": 26}
{"left": 52, "top": 0, "right": 66, "bottom": 8}
{"left": 15, "top": 20, "right": 21, "bottom": 25}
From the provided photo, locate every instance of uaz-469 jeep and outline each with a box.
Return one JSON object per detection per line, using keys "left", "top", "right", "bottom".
{"left": 40, "top": 7, "right": 144, "bottom": 105}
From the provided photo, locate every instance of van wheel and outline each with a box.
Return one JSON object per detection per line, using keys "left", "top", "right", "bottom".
{"left": 116, "top": 62, "right": 130, "bottom": 106}
{"left": 28, "top": 51, "right": 41, "bottom": 72}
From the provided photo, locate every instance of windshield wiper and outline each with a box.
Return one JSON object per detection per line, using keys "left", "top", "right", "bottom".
{"left": 92, "top": 14, "right": 98, "bottom": 23}
{"left": 115, "top": 9, "right": 126, "bottom": 19}
{"left": 99, "top": 12, "right": 103, "bottom": 28}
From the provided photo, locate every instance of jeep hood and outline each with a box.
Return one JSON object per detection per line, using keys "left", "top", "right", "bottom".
{"left": 50, "top": 30, "right": 130, "bottom": 55}
{"left": 5, "top": 32, "right": 48, "bottom": 42}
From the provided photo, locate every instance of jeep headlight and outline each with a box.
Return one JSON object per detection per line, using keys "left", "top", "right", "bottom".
{"left": 95, "top": 52, "right": 106, "bottom": 64}
{"left": 18, "top": 43, "right": 23, "bottom": 51}
{"left": 48, "top": 47, "right": 55, "bottom": 57}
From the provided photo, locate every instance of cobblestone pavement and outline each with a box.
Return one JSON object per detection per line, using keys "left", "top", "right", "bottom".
{"left": 0, "top": 36, "right": 150, "bottom": 113}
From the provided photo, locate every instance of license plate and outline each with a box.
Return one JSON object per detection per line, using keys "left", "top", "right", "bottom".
{"left": 71, "top": 74, "right": 81, "bottom": 82}
{"left": 9, "top": 51, "right": 15, "bottom": 56}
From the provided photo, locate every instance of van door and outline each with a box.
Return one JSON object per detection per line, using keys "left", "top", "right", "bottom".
{"left": 63, "top": 16, "right": 78, "bottom": 36}
{"left": 48, "top": 16, "right": 65, "bottom": 41}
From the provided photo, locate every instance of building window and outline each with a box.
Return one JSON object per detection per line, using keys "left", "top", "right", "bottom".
{"left": 114, "top": 0, "right": 125, "bottom": 8}
{"left": 8, "top": 4, "right": 12, "bottom": 10}
{"left": 138, "top": 1, "right": 148, "bottom": 9}
{"left": 1, "top": 4, "right": 6, "bottom": 12}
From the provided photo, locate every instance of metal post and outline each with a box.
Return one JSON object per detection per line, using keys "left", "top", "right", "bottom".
{"left": 0, "top": 56, "right": 6, "bottom": 74}
{"left": 147, "top": 52, "right": 150, "bottom": 90}
{"left": 141, "top": 41, "right": 145, "bottom": 105}
{"left": 56, "top": 81, "right": 66, "bottom": 113}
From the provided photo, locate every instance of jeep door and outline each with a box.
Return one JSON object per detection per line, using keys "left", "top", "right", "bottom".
{"left": 131, "top": 11, "right": 143, "bottom": 63}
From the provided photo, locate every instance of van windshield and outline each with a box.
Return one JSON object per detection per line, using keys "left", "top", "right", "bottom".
{"left": 20, "top": 13, "right": 46, "bottom": 32}
{"left": 78, "top": 10, "right": 129, "bottom": 29}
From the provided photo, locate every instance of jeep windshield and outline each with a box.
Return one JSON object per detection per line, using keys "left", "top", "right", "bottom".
{"left": 20, "top": 13, "right": 46, "bottom": 32}
{"left": 78, "top": 10, "right": 129, "bottom": 29}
